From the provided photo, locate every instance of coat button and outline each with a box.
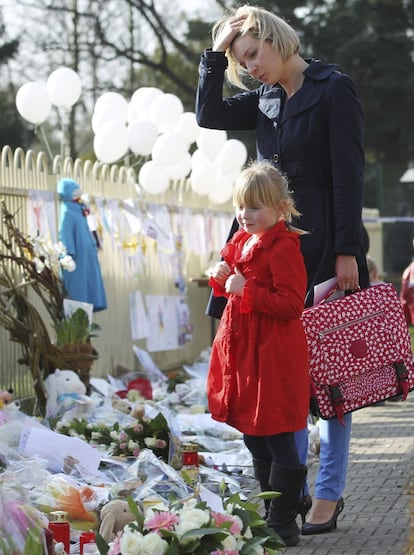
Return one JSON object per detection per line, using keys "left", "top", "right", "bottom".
{"left": 272, "top": 153, "right": 279, "bottom": 163}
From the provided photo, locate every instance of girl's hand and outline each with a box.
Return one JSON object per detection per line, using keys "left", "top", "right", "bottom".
{"left": 210, "top": 261, "right": 231, "bottom": 287}
{"left": 213, "top": 15, "right": 246, "bottom": 52}
{"left": 225, "top": 267, "right": 246, "bottom": 296}
{"left": 336, "top": 254, "right": 359, "bottom": 290}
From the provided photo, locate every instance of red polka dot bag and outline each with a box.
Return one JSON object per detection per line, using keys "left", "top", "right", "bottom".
{"left": 301, "top": 283, "right": 414, "bottom": 424}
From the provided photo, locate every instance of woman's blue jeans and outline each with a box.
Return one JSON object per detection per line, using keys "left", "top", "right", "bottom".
{"left": 295, "top": 412, "right": 352, "bottom": 501}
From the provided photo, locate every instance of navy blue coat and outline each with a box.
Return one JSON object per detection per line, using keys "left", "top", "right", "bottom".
{"left": 196, "top": 51, "right": 369, "bottom": 309}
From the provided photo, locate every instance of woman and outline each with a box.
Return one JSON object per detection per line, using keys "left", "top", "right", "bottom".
{"left": 195, "top": 4, "right": 369, "bottom": 535}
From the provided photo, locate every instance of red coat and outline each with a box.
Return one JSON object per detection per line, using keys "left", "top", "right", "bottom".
{"left": 208, "top": 221, "right": 310, "bottom": 436}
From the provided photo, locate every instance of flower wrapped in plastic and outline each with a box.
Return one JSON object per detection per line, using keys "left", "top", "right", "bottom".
{"left": 0, "top": 482, "right": 49, "bottom": 555}
{"left": 55, "top": 410, "right": 170, "bottom": 461}
{"left": 96, "top": 484, "right": 285, "bottom": 555}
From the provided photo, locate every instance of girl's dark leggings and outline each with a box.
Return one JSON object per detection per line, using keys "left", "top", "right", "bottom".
{"left": 244, "top": 431, "right": 300, "bottom": 467}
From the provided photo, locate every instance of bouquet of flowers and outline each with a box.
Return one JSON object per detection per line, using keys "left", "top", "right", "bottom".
{"left": 96, "top": 487, "right": 285, "bottom": 555}
{"left": 55, "top": 412, "right": 170, "bottom": 461}
{"left": 0, "top": 485, "right": 48, "bottom": 555}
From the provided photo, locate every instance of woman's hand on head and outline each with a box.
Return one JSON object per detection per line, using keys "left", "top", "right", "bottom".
{"left": 225, "top": 267, "right": 246, "bottom": 296}
{"left": 213, "top": 15, "right": 246, "bottom": 52}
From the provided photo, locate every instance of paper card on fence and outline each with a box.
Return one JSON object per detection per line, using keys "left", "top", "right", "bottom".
{"left": 20, "top": 426, "right": 101, "bottom": 474}
{"left": 129, "top": 290, "right": 150, "bottom": 340}
{"left": 64, "top": 298, "right": 93, "bottom": 324}
{"left": 145, "top": 295, "right": 180, "bottom": 351}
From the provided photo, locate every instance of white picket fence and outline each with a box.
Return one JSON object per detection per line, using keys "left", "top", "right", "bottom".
{"left": 0, "top": 145, "right": 233, "bottom": 400}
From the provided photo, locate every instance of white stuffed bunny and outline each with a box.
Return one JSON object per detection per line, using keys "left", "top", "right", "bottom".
{"left": 44, "top": 369, "right": 94, "bottom": 420}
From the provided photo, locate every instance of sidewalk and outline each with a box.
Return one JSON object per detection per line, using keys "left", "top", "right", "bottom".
{"left": 285, "top": 395, "right": 414, "bottom": 554}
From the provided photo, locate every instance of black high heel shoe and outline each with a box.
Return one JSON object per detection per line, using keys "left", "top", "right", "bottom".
{"left": 297, "top": 493, "right": 312, "bottom": 524}
{"left": 301, "top": 498, "right": 344, "bottom": 535}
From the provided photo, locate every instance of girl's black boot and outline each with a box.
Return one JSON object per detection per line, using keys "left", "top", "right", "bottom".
{"left": 266, "top": 463, "right": 307, "bottom": 547}
{"left": 252, "top": 458, "right": 272, "bottom": 518}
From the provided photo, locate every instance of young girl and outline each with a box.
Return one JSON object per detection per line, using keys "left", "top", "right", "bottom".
{"left": 208, "top": 160, "right": 309, "bottom": 547}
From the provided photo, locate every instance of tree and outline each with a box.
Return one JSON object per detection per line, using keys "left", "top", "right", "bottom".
{"left": 0, "top": 13, "right": 31, "bottom": 150}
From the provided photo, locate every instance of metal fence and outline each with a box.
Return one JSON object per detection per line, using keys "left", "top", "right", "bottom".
{"left": 0, "top": 146, "right": 234, "bottom": 399}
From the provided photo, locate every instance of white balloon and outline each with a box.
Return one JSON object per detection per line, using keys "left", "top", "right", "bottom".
{"left": 127, "top": 101, "right": 139, "bottom": 124}
{"left": 92, "top": 103, "right": 128, "bottom": 133}
{"left": 196, "top": 128, "right": 227, "bottom": 160}
{"left": 152, "top": 131, "right": 188, "bottom": 167}
{"left": 94, "top": 92, "right": 128, "bottom": 118}
{"left": 46, "top": 67, "right": 82, "bottom": 109}
{"left": 130, "top": 87, "right": 163, "bottom": 120}
{"left": 93, "top": 121, "right": 129, "bottom": 164}
{"left": 191, "top": 148, "right": 213, "bottom": 171}
{"left": 139, "top": 160, "right": 170, "bottom": 194}
{"left": 149, "top": 93, "right": 184, "bottom": 133}
{"left": 164, "top": 152, "right": 192, "bottom": 180}
{"left": 208, "top": 170, "right": 235, "bottom": 204}
{"left": 216, "top": 139, "right": 248, "bottom": 172}
{"left": 16, "top": 81, "right": 52, "bottom": 125}
{"left": 173, "top": 112, "right": 200, "bottom": 145}
{"left": 128, "top": 119, "right": 159, "bottom": 156}
{"left": 190, "top": 161, "right": 216, "bottom": 195}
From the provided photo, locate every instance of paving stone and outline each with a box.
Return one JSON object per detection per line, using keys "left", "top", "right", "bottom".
{"left": 281, "top": 396, "right": 414, "bottom": 554}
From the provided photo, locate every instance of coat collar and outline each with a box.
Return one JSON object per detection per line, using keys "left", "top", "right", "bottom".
{"left": 258, "top": 59, "right": 338, "bottom": 123}
{"left": 223, "top": 220, "right": 292, "bottom": 261}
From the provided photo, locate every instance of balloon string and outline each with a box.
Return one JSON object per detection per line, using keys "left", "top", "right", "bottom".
{"left": 36, "top": 124, "right": 54, "bottom": 163}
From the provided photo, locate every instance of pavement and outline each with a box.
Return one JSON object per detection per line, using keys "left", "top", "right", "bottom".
{"left": 284, "top": 395, "right": 414, "bottom": 554}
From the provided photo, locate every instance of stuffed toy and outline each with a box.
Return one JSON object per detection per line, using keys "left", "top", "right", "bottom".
{"left": 99, "top": 499, "right": 135, "bottom": 542}
{"left": 44, "top": 369, "right": 95, "bottom": 420}
{"left": 0, "top": 389, "right": 13, "bottom": 409}
{"left": 110, "top": 396, "right": 132, "bottom": 415}
{"left": 110, "top": 396, "right": 145, "bottom": 420}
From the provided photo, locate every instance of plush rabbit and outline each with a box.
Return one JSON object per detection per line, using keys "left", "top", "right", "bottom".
{"left": 99, "top": 499, "right": 135, "bottom": 542}
{"left": 44, "top": 369, "right": 94, "bottom": 420}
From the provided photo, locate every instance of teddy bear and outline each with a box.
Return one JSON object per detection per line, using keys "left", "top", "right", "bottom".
{"left": 98, "top": 499, "right": 135, "bottom": 542}
{"left": 44, "top": 369, "right": 96, "bottom": 420}
{"left": 111, "top": 396, "right": 145, "bottom": 420}
{"left": 0, "top": 388, "right": 13, "bottom": 409}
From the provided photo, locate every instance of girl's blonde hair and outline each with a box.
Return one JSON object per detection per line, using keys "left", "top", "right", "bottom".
{"left": 212, "top": 5, "right": 300, "bottom": 90}
{"left": 233, "top": 160, "right": 307, "bottom": 234}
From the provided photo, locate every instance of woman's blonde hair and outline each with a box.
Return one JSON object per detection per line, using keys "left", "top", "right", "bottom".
{"left": 212, "top": 5, "right": 300, "bottom": 90}
{"left": 233, "top": 160, "right": 307, "bottom": 234}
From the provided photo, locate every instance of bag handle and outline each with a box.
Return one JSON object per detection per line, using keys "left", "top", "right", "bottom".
{"left": 316, "top": 286, "right": 360, "bottom": 306}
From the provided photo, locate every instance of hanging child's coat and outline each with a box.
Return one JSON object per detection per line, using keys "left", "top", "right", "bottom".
{"left": 57, "top": 178, "right": 107, "bottom": 312}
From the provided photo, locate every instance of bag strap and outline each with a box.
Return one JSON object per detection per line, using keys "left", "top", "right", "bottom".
{"left": 394, "top": 362, "right": 410, "bottom": 400}
{"left": 328, "top": 385, "right": 346, "bottom": 426}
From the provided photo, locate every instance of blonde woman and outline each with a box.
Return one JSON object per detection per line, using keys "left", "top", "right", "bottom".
{"left": 196, "top": 4, "right": 370, "bottom": 537}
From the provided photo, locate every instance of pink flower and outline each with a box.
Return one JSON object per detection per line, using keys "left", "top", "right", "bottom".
{"left": 155, "top": 439, "right": 167, "bottom": 449}
{"left": 211, "top": 512, "right": 242, "bottom": 534}
{"left": 132, "top": 448, "right": 140, "bottom": 457}
{"left": 119, "top": 442, "right": 127, "bottom": 450}
{"left": 144, "top": 510, "right": 179, "bottom": 532}
{"left": 107, "top": 531, "right": 122, "bottom": 554}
